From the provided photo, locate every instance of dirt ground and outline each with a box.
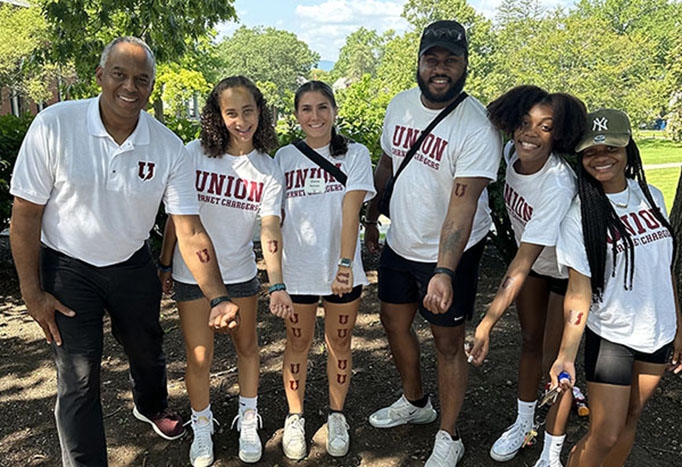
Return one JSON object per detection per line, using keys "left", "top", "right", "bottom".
{"left": 2, "top": 243, "right": 682, "bottom": 467}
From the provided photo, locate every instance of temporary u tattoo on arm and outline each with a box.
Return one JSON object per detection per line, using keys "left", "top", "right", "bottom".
{"left": 266, "top": 240, "right": 279, "bottom": 254}
{"left": 454, "top": 182, "right": 468, "bottom": 198}
{"left": 568, "top": 309, "right": 584, "bottom": 326}
{"left": 501, "top": 276, "right": 514, "bottom": 289}
{"left": 195, "top": 248, "right": 210, "bottom": 263}
{"left": 337, "top": 272, "right": 350, "bottom": 285}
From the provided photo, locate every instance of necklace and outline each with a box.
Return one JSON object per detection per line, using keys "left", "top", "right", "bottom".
{"left": 609, "top": 185, "right": 630, "bottom": 209}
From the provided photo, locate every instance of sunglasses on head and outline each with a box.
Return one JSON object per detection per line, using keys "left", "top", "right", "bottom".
{"left": 423, "top": 28, "right": 465, "bottom": 43}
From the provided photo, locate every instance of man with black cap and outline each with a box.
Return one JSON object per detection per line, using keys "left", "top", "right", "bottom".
{"left": 364, "top": 20, "right": 501, "bottom": 466}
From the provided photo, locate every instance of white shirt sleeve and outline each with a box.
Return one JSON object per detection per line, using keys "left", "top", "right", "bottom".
{"left": 556, "top": 201, "right": 591, "bottom": 277}
{"left": 10, "top": 114, "right": 54, "bottom": 205}
{"left": 345, "top": 143, "right": 376, "bottom": 202}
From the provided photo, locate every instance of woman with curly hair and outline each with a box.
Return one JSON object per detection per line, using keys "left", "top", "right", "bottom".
{"left": 468, "top": 85, "right": 586, "bottom": 467}
{"left": 550, "top": 109, "right": 682, "bottom": 466}
{"left": 158, "top": 76, "right": 293, "bottom": 466}
{"left": 274, "top": 81, "right": 375, "bottom": 460}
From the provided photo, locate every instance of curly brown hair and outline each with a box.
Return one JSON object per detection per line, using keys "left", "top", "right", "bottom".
{"left": 200, "top": 76, "right": 279, "bottom": 157}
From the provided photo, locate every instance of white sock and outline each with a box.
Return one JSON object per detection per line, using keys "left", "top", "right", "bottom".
{"left": 516, "top": 399, "right": 536, "bottom": 429}
{"left": 239, "top": 395, "right": 258, "bottom": 414}
{"left": 192, "top": 404, "right": 212, "bottom": 426}
{"left": 547, "top": 432, "right": 566, "bottom": 465}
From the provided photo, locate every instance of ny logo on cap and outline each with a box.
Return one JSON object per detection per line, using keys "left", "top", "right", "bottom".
{"left": 592, "top": 117, "right": 608, "bottom": 132}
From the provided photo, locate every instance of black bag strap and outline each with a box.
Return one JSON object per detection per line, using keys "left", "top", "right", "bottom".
{"left": 293, "top": 140, "right": 347, "bottom": 186}
{"left": 393, "top": 91, "right": 468, "bottom": 182}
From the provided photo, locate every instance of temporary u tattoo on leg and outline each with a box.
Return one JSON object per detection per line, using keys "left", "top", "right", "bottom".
{"left": 292, "top": 327, "right": 302, "bottom": 337}
{"left": 289, "top": 380, "right": 299, "bottom": 390}
{"left": 266, "top": 240, "right": 279, "bottom": 254}
{"left": 568, "top": 309, "right": 584, "bottom": 326}
{"left": 290, "top": 363, "right": 300, "bottom": 375}
{"left": 290, "top": 313, "right": 299, "bottom": 324}
{"left": 339, "top": 314, "right": 349, "bottom": 325}
{"left": 336, "top": 374, "right": 347, "bottom": 384}
{"left": 337, "top": 272, "right": 350, "bottom": 284}
{"left": 337, "top": 328, "right": 348, "bottom": 338}
{"left": 195, "top": 248, "right": 210, "bottom": 263}
{"left": 337, "top": 359, "right": 348, "bottom": 370}
{"left": 454, "top": 182, "right": 468, "bottom": 198}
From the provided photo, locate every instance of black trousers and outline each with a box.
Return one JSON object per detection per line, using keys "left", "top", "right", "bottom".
{"left": 41, "top": 245, "right": 167, "bottom": 467}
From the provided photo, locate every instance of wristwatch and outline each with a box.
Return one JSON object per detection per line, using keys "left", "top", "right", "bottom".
{"left": 338, "top": 258, "right": 353, "bottom": 268}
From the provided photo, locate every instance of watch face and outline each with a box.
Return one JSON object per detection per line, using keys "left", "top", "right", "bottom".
{"left": 338, "top": 258, "right": 353, "bottom": 268}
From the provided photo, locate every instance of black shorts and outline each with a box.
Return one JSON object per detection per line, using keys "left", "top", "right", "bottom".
{"left": 377, "top": 239, "right": 485, "bottom": 327}
{"left": 584, "top": 327, "right": 671, "bottom": 386}
{"left": 289, "top": 285, "right": 363, "bottom": 305}
{"left": 528, "top": 269, "right": 568, "bottom": 296}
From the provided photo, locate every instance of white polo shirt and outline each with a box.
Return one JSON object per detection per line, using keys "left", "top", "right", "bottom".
{"left": 10, "top": 96, "right": 199, "bottom": 266}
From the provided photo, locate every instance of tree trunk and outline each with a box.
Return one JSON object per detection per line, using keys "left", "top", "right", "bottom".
{"left": 669, "top": 168, "right": 682, "bottom": 296}
{"left": 153, "top": 97, "right": 164, "bottom": 123}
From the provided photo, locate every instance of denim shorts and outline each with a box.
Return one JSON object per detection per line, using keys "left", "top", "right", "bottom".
{"left": 174, "top": 276, "right": 260, "bottom": 302}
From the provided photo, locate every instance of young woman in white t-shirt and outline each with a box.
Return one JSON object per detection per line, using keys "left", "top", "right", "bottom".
{"left": 468, "top": 85, "right": 586, "bottom": 467}
{"left": 274, "top": 81, "right": 375, "bottom": 460}
{"left": 158, "top": 76, "right": 293, "bottom": 466}
{"left": 550, "top": 109, "right": 682, "bottom": 466}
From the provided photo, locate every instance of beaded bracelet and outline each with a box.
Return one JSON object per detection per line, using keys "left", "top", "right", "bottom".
{"left": 268, "top": 283, "right": 287, "bottom": 294}
{"left": 209, "top": 295, "right": 232, "bottom": 308}
{"left": 157, "top": 260, "right": 172, "bottom": 273}
{"left": 433, "top": 267, "right": 456, "bottom": 281}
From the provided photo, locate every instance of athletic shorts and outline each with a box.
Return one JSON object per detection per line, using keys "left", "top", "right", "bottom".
{"left": 528, "top": 269, "right": 568, "bottom": 296}
{"left": 174, "top": 276, "right": 260, "bottom": 302}
{"left": 289, "top": 285, "right": 363, "bottom": 305}
{"left": 377, "top": 239, "right": 486, "bottom": 327}
{"left": 584, "top": 327, "right": 671, "bottom": 386}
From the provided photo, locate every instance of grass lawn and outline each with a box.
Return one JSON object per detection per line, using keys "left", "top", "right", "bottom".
{"left": 636, "top": 134, "right": 682, "bottom": 211}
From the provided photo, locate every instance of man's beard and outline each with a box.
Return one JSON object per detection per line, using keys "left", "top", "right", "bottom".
{"left": 417, "top": 69, "right": 467, "bottom": 104}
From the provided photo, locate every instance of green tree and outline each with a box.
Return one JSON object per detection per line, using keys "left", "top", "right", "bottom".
{"left": 37, "top": 0, "right": 237, "bottom": 82}
{"left": 217, "top": 26, "right": 320, "bottom": 112}
{"left": 331, "top": 27, "right": 390, "bottom": 82}
{"left": 151, "top": 64, "right": 210, "bottom": 118}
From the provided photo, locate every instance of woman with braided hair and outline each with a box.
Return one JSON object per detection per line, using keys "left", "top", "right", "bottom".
{"left": 550, "top": 109, "right": 682, "bottom": 466}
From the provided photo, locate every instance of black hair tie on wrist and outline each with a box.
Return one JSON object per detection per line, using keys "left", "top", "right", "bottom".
{"left": 433, "top": 267, "right": 456, "bottom": 281}
{"left": 209, "top": 295, "right": 232, "bottom": 308}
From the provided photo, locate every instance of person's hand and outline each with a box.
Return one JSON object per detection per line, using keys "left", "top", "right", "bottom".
{"left": 668, "top": 327, "right": 682, "bottom": 374}
{"left": 331, "top": 267, "right": 353, "bottom": 297}
{"left": 158, "top": 270, "right": 174, "bottom": 295}
{"left": 208, "top": 300, "right": 240, "bottom": 333}
{"left": 468, "top": 324, "right": 491, "bottom": 366}
{"left": 270, "top": 290, "right": 294, "bottom": 320}
{"left": 364, "top": 223, "right": 381, "bottom": 254}
{"left": 549, "top": 358, "right": 575, "bottom": 392}
{"left": 423, "top": 273, "right": 453, "bottom": 314}
{"left": 23, "top": 290, "right": 75, "bottom": 346}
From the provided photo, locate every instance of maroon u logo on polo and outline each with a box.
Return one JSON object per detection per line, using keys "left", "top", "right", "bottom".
{"left": 138, "top": 161, "right": 155, "bottom": 180}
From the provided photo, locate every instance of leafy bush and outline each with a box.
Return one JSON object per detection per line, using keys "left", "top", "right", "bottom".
{"left": 0, "top": 113, "right": 34, "bottom": 230}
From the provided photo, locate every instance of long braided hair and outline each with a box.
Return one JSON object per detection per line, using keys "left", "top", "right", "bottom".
{"left": 578, "top": 139, "right": 675, "bottom": 301}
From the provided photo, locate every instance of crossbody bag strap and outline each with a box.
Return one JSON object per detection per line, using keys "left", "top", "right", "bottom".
{"left": 393, "top": 91, "right": 469, "bottom": 181}
{"left": 293, "top": 140, "right": 348, "bottom": 186}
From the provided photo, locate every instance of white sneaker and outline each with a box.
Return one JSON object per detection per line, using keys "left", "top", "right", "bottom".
{"left": 425, "top": 430, "right": 465, "bottom": 466}
{"left": 282, "top": 414, "right": 307, "bottom": 460}
{"left": 189, "top": 414, "right": 215, "bottom": 467}
{"left": 326, "top": 413, "right": 350, "bottom": 457}
{"left": 490, "top": 420, "right": 533, "bottom": 462}
{"left": 368, "top": 395, "right": 437, "bottom": 428}
{"left": 231, "top": 408, "right": 263, "bottom": 463}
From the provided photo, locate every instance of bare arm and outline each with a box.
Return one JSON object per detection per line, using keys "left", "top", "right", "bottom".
{"left": 469, "top": 242, "right": 545, "bottom": 365}
{"left": 332, "top": 190, "right": 367, "bottom": 296}
{"left": 550, "top": 268, "right": 592, "bottom": 389}
{"left": 669, "top": 274, "right": 682, "bottom": 373}
{"left": 10, "top": 197, "right": 74, "bottom": 345}
{"left": 260, "top": 215, "right": 293, "bottom": 319}
{"left": 158, "top": 216, "right": 177, "bottom": 294}
{"left": 364, "top": 152, "right": 393, "bottom": 253}
{"left": 423, "top": 176, "right": 490, "bottom": 314}
{"left": 171, "top": 213, "right": 239, "bottom": 330}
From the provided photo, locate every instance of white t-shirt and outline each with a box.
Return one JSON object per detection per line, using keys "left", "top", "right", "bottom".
{"left": 10, "top": 96, "right": 198, "bottom": 267}
{"left": 504, "top": 141, "right": 576, "bottom": 278}
{"left": 380, "top": 87, "right": 502, "bottom": 262}
{"left": 172, "top": 140, "right": 284, "bottom": 284}
{"left": 275, "top": 141, "right": 376, "bottom": 295}
{"left": 557, "top": 180, "right": 676, "bottom": 353}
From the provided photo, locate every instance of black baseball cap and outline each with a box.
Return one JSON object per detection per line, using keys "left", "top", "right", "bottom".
{"left": 419, "top": 20, "right": 468, "bottom": 57}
